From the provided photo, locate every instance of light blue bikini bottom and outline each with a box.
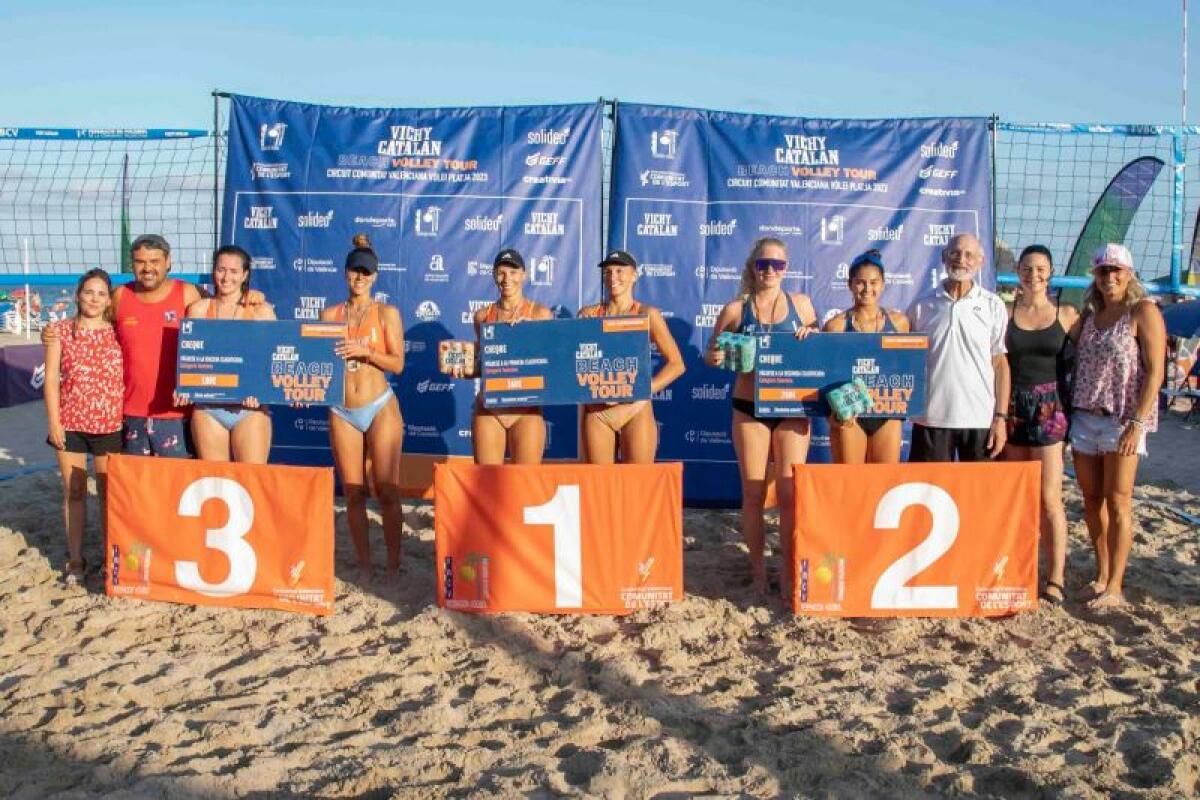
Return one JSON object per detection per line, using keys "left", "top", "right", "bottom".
{"left": 196, "top": 405, "right": 258, "bottom": 432}
{"left": 330, "top": 387, "right": 395, "bottom": 434}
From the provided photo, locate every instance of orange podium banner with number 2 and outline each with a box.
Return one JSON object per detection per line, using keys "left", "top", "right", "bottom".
{"left": 106, "top": 455, "right": 335, "bottom": 615}
{"left": 793, "top": 462, "right": 1041, "bottom": 617}
{"left": 434, "top": 462, "right": 683, "bottom": 614}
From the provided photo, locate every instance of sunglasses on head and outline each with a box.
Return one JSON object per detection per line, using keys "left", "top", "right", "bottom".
{"left": 754, "top": 258, "right": 788, "bottom": 273}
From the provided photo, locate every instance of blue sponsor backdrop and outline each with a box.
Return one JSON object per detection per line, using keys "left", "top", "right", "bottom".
{"left": 608, "top": 104, "right": 992, "bottom": 505}
{"left": 221, "top": 95, "right": 603, "bottom": 466}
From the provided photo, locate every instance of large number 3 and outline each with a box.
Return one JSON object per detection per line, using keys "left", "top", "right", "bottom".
{"left": 871, "top": 482, "right": 959, "bottom": 610}
{"left": 175, "top": 477, "right": 257, "bottom": 597}
{"left": 523, "top": 485, "right": 583, "bottom": 608}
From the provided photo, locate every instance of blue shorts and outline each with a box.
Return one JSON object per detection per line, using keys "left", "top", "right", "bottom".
{"left": 123, "top": 416, "right": 192, "bottom": 458}
{"left": 1069, "top": 411, "right": 1147, "bottom": 457}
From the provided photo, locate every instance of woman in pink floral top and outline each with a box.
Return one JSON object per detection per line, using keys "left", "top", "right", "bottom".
{"left": 1068, "top": 244, "right": 1166, "bottom": 610}
{"left": 43, "top": 268, "right": 124, "bottom": 586}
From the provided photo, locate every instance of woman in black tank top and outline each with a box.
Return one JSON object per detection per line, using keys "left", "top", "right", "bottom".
{"left": 821, "top": 249, "right": 911, "bottom": 463}
{"left": 1002, "top": 245, "right": 1079, "bottom": 605}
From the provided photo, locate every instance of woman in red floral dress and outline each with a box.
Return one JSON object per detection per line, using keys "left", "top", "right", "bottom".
{"left": 43, "top": 269, "right": 124, "bottom": 586}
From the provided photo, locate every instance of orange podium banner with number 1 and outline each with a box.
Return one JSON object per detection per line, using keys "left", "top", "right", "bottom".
{"left": 105, "top": 454, "right": 335, "bottom": 615}
{"left": 434, "top": 462, "right": 683, "bottom": 614}
{"left": 793, "top": 462, "right": 1041, "bottom": 617}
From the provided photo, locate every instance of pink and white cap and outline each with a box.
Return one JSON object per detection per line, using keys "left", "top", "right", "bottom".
{"left": 1092, "top": 242, "right": 1134, "bottom": 271}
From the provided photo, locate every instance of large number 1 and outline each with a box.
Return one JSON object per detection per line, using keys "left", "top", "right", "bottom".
{"left": 871, "top": 482, "right": 959, "bottom": 610}
{"left": 523, "top": 485, "right": 583, "bottom": 607}
{"left": 175, "top": 477, "right": 257, "bottom": 597}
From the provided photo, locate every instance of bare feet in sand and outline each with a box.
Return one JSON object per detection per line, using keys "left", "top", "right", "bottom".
{"left": 1087, "top": 592, "right": 1125, "bottom": 610}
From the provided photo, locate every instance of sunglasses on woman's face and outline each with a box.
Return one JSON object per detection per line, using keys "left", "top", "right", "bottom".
{"left": 754, "top": 258, "right": 788, "bottom": 273}
{"left": 1092, "top": 264, "right": 1128, "bottom": 277}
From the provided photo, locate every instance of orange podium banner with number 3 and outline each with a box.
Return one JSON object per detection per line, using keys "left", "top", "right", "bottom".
{"left": 793, "top": 462, "right": 1041, "bottom": 617}
{"left": 105, "top": 455, "right": 336, "bottom": 615}
{"left": 434, "top": 462, "right": 683, "bottom": 614}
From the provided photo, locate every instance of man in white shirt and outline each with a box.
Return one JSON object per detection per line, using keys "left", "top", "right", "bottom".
{"left": 906, "top": 233, "right": 1010, "bottom": 461}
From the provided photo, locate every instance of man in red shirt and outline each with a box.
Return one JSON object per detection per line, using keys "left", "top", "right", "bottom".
{"left": 47, "top": 234, "right": 202, "bottom": 456}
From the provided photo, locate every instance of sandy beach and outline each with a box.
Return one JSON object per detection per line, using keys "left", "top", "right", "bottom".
{"left": 1, "top": 398, "right": 1197, "bottom": 798}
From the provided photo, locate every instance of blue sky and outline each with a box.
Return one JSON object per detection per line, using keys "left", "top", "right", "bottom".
{"left": 0, "top": 0, "right": 1190, "bottom": 127}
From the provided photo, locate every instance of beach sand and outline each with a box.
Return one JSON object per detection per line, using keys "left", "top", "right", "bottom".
{"left": 1, "top": 399, "right": 1197, "bottom": 798}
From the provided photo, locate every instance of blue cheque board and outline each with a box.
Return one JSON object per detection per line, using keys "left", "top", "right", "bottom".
{"left": 481, "top": 316, "right": 652, "bottom": 408}
{"left": 754, "top": 332, "right": 928, "bottom": 418}
{"left": 176, "top": 319, "right": 346, "bottom": 406}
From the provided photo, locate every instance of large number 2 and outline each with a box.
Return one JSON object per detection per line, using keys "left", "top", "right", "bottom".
{"left": 871, "top": 482, "right": 959, "bottom": 610}
{"left": 175, "top": 477, "right": 257, "bottom": 597}
{"left": 523, "top": 485, "right": 583, "bottom": 608}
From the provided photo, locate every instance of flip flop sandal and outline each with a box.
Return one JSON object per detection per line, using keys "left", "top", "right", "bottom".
{"left": 1039, "top": 580, "right": 1065, "bottom": 605}
{"left": 64, "top": 557, "right": 87, "bottom": 587}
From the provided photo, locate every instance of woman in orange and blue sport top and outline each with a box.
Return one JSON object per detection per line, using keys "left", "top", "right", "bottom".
{"left": 447, "top": 248, "right": 554, "bottom": 465}
{"left": 577, "top": 249, "right": 685, "bottom": 464}
{"left": 320, "top": 235, "right": 406, "bottom": 584}
{"left": 821, "top": 248, "right": 911, "bottom": 464}
{"left": 180, "top": 245, "right": 277, "bottom": 463}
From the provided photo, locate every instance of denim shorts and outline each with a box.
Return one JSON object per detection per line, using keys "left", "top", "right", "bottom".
{"left": 1069, "top": 410, "right": 1147, "bottom": 457}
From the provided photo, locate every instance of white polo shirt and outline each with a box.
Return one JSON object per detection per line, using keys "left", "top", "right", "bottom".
{"left": 907, "top": 281, "right": 1007, "bottom": 429}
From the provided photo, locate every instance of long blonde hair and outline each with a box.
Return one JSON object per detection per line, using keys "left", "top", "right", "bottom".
{"left": 738, "top": 237, "right": 787, "bottom": 299}
{"left": 1081, "top": 273, "right": 1147, "bottom": 317}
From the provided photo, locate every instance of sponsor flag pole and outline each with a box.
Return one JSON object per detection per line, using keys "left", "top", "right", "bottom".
{"left": 22, "top": 237, "right": 30, "bottom": 340}
{"left": 120, "top": 154, "right": 132, "bottom": 274}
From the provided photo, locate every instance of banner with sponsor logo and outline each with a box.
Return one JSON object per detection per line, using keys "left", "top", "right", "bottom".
{"left": 608, "top": 104, "right": 991, "bottom": 504}
{"left": 106, "top": 454, "right": 335, "bottom": 615}
{"left": 175, "top": 319, "right": 345, "bottom": 406}
{"left": 221, "top": 95, "right": 604, "bottom": 482}
{"left": 434, "top": 462, "right": 683, "bottom": 614}
{"left": 792, "top": 462, "right": 1039, "bottom": 617}
{"left": 480, "top": 316, "right": 651, "bottom": 407}
{"left": 754, "top": 332, "right": 928, "bottom": 418}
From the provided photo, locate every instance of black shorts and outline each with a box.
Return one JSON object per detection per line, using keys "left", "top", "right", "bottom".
{"left": 908, "top": 424, "right": 990, "bottom": 463}
{"left": 49, "top": 430, "right": 124, "bottom": 456}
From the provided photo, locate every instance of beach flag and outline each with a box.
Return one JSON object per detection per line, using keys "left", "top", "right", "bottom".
{"left": 119, "top": 154, "right": 132, "bottom": 273}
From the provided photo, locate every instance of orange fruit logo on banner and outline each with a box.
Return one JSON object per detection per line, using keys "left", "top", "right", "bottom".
{"left": 105, "top": 454, "right": 335, "bottom": 615}
{"left": 434, "top": 462, "right": 683, "bottom": 614}
{"left": 792, "top": 462, "right": 1041, "bottom": 617}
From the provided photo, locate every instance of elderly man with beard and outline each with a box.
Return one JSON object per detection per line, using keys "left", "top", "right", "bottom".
{"left": 906, "top": 233, "right": 1011, "bottom": 462}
